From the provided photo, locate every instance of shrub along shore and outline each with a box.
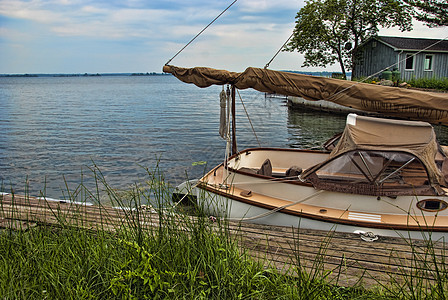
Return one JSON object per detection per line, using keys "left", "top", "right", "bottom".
{"left": 407, "top": 77, "right": 448, "bottom": 92}
{"left": 0, "top": 166, "right": 446, "bottom": 299}
{"left": 354, "top": 76, "right": 448, "bottom": 92}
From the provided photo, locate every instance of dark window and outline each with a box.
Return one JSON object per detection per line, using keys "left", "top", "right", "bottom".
{"left": 425, "top": 201, "right": 441, "bottom": 210}
{"left": 424, "top": 55, "right": 433, "bottom": 71}
{"left": 405, "top": 54, "right": 414, "bottom": 70}
{"left": 417, "top": 199, "right": 448, "bottom": 212}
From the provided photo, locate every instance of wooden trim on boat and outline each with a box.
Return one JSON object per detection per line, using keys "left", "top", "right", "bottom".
{"left": 197, "top": 182, "right": 448, "bottom": 233}
{"left": 228, "top": 167, "right": 313, "bottom": 187}
{"left": 229, "top": 147, "right": 329, "bottom": 157}
{"left": 224, "top": 147, "right": 326, "bottom": 187}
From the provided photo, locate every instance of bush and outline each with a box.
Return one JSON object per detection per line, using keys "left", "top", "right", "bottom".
{"left": 407, "top": 77, "right": 448, "bottom": 91}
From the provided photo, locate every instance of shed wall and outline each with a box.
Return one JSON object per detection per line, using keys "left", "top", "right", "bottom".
{"left": 354, "top": 39, "right": 448, "bottom": 80}
{"left": 398, "top": 52, "right": 448, "bottom": 81}
{"left": 353, "top": 41, "right": 396, "bottom": 79}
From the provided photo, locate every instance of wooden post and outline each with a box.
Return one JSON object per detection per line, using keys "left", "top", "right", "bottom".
{"left": 231, "top": 85, "right": 237, "bottom": 155}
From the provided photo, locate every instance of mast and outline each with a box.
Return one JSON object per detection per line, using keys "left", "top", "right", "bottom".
{"left": 231, "top": 85, "right": 237, "bottom": 155}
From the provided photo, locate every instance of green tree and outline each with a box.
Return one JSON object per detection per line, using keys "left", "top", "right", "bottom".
{"left": 404, "top": 0, "right": 448, "bottom": 27}
{"left": 284, "top": 0, "right": 413, "bottom": 79}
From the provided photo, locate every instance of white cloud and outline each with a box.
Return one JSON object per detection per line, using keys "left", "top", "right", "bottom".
{"left": 379, "top": 20, "right": 448, "bottom": 39}
{"left": 0, "top": 0, "right": 297, "bottom": 42}
{"left": 2, "top": 0, "right": 446, "bottom": 74}
{"left": 80, "top": 5, "right": 107, "bottom": 14}
{"left": 239, "top": 0, "right": 304, "bottom": 13}
{"left": 0, "top": 1, "right": 61, "bottom": 23}
{"left": 0, "top": 0, "right": 178, "bottom": 39}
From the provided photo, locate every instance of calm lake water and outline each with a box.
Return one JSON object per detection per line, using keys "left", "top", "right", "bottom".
{"left": 1, "top": 75, "right": 447, "bottom": 199}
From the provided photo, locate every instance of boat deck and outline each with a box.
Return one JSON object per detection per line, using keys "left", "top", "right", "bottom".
{"left": 0, "top": 193, "right": 446, "bottom": 288}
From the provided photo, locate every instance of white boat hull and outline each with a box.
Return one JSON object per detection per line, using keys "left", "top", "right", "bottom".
{"left": 182, "top": 147, "right": 448, "bottom": 241}
{"left": 194, "top": 186, "right": 448, "bottom": 241}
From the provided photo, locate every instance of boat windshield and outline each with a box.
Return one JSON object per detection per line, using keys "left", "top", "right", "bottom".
{"left": 307, "top": 150, "right": 434, "bottom": 196}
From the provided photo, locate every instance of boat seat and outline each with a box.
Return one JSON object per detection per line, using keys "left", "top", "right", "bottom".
{"left": 237, "top": 159, "right": 272, "bottom": 176}
{"left": 286, "top": 166, "right": 302, "bottom": 178}
{"left": 257, "top": 159, "right": 272, "bottom": 177}
{"left": 238, "top": 167, "right": 257, "bottom": 174}
{"left": 239, "top": 161, "right": 301, "bottom": 179}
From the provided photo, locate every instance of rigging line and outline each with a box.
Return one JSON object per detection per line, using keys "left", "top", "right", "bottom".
{"left": 165, "top": 0, "right": 239, "bottom": 66}
{"left": 326, "top": 34, "right": 448, "bottom": 103}
{"left": 171, "top": 180, "right": 200, "bottom": 210}
{"left": 264, "top": 32, "right": 294, "bottom": 69}
{"left": 237, "top": 89, "right": 261, "bottom": 147}
{"left": 212, "top": 174, "right": 306, "bottom": 186}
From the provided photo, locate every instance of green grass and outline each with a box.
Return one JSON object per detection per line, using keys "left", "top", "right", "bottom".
{"left": 407, "top": 77, "right": 448, "bottom": 91}
{"left": 352, "top": 76, "right": 448, "bottom": 91}
{"left": 0, "top": 165, "right": 446, "bottom": 299}
{"left": 0, "top": 224, "right": 372, "bottom": 299}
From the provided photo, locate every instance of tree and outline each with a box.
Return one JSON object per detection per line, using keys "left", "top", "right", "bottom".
{"left": 284, "top": 0, "right": 413, "bottom": 79}
{"left": 404, "top": 0, "right": 448, "bottom": 27}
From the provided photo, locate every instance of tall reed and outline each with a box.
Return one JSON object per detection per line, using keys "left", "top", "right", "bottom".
{"left": 0, "top": 165, "right": 445, "bottom": 299}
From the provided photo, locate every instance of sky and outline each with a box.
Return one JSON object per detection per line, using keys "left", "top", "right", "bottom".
{"left": 0, "top": 0, "right": 447, "bottom": 74}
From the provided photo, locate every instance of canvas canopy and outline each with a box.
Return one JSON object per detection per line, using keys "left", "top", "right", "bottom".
{"left": 163, "top": 65, "right": 448, "bottom": 125}
{"left": 301, "top": 114, "right": 447, "bottom": 193}
{"left": 330, "top": 114, "right": 438, "bottom": 156}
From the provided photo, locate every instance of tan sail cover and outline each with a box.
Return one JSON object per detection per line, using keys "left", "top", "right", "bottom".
{"left": 163, "top": 65, "right": 448, "bottom": 125}
{"left": 302, "top": 114, "right": 446, "bottom": 190}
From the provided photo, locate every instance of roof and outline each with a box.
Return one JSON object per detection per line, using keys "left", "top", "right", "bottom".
{"left": 376, "top": 36, "right": 448, "bottom": 52}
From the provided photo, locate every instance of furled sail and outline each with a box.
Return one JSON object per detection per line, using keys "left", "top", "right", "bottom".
{"left": 163, "top": 65, "right": 448, "bottom": 125}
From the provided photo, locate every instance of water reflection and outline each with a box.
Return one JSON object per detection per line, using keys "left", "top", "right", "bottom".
{"left": 287, "top": 106, "right": 448, "bottom": 148}
{"left": 287, "top": 109, "right": 346, "bottom": 149}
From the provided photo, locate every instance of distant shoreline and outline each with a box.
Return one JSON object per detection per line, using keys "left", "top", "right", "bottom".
{"left": 0, "top": 72, "right": 172, "bottom": 78}
{"left": 0, "top": 71, "right": 352, "bottom": 78}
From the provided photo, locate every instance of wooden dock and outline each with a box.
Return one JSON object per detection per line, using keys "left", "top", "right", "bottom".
{"left": 0, "top": 193, "right": 446, "bottom": 288}
{"left": 287, "top": 96, "right": 367, "bottom": 115}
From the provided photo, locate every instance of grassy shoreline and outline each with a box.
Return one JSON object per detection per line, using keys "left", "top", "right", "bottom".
{"left": 0, "top": 166, "right": 446, "bottom": 299}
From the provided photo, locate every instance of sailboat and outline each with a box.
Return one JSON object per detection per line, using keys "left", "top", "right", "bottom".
{"left": 164, "top": 65, "right": 448, "bottom": 241}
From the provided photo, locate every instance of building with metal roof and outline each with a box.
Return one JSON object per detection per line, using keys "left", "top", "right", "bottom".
{"left": 353, "top": 36, "right": 448, "bottom": 81}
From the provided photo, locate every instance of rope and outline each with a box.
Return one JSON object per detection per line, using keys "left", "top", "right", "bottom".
{"left": 171, "top": 179, "right": 324, "bottom": 223}
{"left": 165, "top": 0, "right": 239, "bottom": 65}
{"left": 224, "top": 85, "right": 232, "bottom": 165}
{"left": 226, "top": 190, "right": 325, "bottom": 221}
{"left": 171, "top": 180, "right": 200, "bottom": 209}
{"left": 219, "top": 86, "right": 228, "bottom": 139}
{"left": 264, "top": 32, "right": 294, "bottom": 69}
{"left": 237, "top": 89, "right": 261, "bottom": 147}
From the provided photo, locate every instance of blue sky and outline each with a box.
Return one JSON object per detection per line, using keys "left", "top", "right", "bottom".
{"left": 1, "top": 0, "right": 447, "bottom": 74}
